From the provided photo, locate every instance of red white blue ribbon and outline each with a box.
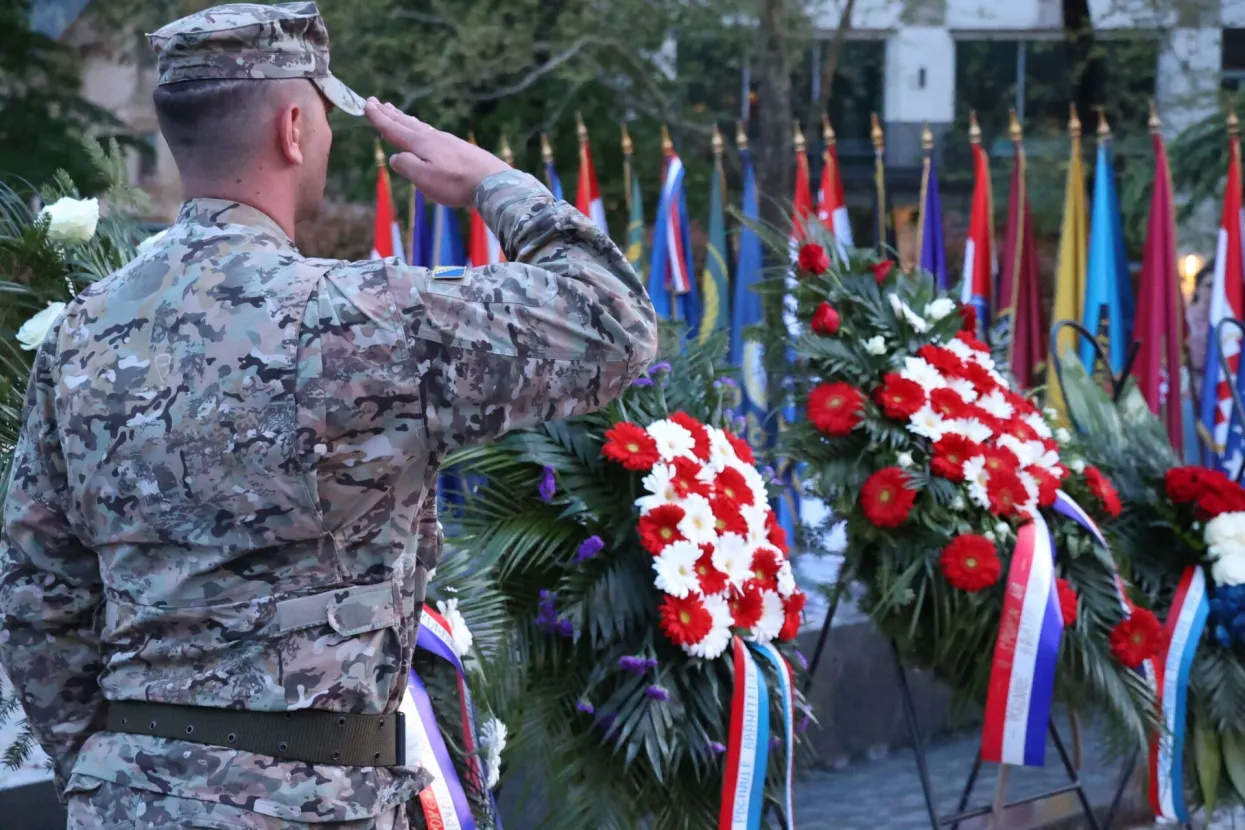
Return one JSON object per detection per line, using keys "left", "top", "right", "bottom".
{"left": 410, "top": 606, "right": 496, "bottom": 830}
{"left": 753, "top": 642, "right": 795, "bottom": 829}
{"left": 982, "top": 513, "right": 1062, "bottom": 766}
{"left": 1149, "top": 566, "right": 1209, "bottom": 822}
{"left": 720, "top": 636, "right": 770, "bottom": 830}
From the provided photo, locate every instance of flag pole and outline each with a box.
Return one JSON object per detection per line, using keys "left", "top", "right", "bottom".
{"left": 712, "top": 123, "right": 726, "bottom": 199}
{"left": 499, "top": 135, "right": 514, "bottom": 168}
{"left": 871, "top": 112, "right": 887, "bottom": 254}
{"left": 1005, "top": 109, "right": 1025, "bottom": 374}
{"left": 822, "top": 114, "right": 837, "bottom": 216}
{"left": 621, "top": 124, "right": 634, "bottom": 213}
{"left": 916, "top": 122, "right": 933, "bottom": 268}
{"left": 794, "top": 119, "right": 807, "bottom": 241}
{"left": 661, "top": 123, "right": 678, "bottom": 322}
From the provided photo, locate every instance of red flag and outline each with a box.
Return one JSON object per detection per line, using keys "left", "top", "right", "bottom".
{"left": 817, "top": 119, "right": 852, "bottom": 253}
{"left": 1134, "top": 118, "right": 1184, "bottom": 455}
{"left": 791, "top": 134, "right": 814, "bottom": 247}
{"left": 576, "top": 115, "right": 609, "bottom": 234}
{"left": 371, "top": 146, "right": 404, "bottom": 262}
{"left": 961, "top": 116, "right": 995, "bottom": 337}
{"left": 466, "top": 136, "right": 504, "bottom": 267}
{"left": 997, "top": 117, "right": 1046, "bottom": 389}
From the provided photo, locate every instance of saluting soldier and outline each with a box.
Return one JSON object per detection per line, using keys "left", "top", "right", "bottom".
{"left": 0, "top": 2, "right": 657, "bottom": 827}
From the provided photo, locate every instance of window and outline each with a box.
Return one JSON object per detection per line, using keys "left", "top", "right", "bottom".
{"left": 1224, "top": 28, "right": 1245, "bottom": 92}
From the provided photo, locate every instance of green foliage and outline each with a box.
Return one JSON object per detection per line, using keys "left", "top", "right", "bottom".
{"left": 444, "top": 330, "right": 805, "bottom": 829}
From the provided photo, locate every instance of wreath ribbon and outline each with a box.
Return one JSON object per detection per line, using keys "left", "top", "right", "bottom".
{"left": 720, "top": 636, "right": 771, "bottom": 829}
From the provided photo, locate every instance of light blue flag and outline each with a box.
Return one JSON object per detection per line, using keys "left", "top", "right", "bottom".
{"left": 647, "top": 152, "right": 701, "bottom": 337}
{"left": 545, "top": 160, "right": 564, "bottom": 202}
{"left": 1080, "top": 141, "right": 1130, "bottom": 373}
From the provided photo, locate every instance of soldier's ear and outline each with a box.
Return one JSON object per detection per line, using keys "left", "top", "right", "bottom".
{"left": 278, "top": 101, "right": 305, "bottom": 167}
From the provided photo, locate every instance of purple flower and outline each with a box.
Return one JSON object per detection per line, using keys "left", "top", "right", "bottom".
{"left": 798, "top": 714, "right": 811, "bottom": 734}
{"left": 538, "top": 465, "right": 557, "bottom": 502}
{"left": 762, "top": 465, "right": 776, "bottom": 482}
{"left": 712, "top": 380, "right": 723, "bottom": 390}
{"left": 576, "top": 535, "right": 605, "bottom": 562}
{"left": 794, "top": 650, "right": 808, "bottom": 671}
{"left": 733, "top": 416, "right": 747, "bottom": 434}
{"left": 720, "top": 377, "right": 738, "bottom": 389}
{"left": 643, "top": 657, "right": 658, "bottom": 670}
{"left": 648, "top": 362, "right": 672, "bottom": 376}
{"left": 645, "top": 684, "right": 670, "bottom": 701}
{"left": 723, "top": 408, "right": 735, "bottom": 421}
{"left": 618, "top": 655, "right": 649, "bottom": 674}
{"left": 710, "top": 741, "right": 727, "bottom": 754}
{"left": 555, "top": 619, "right": 574, "bottom": 638}
{"left": 577, "top": 699, "right": 595, "bottom": 715}
{"left": 631, "top": 376, "right": 654, "bottom": 387}
{"left": 769, "top": 736, "right": 782, "bottom": 750}
{"left": 597, "top": 713, "right": 616, "bottom": 733}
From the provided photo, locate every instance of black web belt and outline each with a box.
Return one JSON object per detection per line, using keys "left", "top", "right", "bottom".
{"left": 105, "top": 700, "right": 405, "bottom": 767}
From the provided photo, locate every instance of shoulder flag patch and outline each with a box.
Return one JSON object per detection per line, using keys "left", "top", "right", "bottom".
{"left": 432, "top": 265, "right": 465, "bottom": 281}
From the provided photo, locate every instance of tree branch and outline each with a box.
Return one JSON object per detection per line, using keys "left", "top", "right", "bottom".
{"left": 809, "top": 0, "right": 857, "bottom": 127}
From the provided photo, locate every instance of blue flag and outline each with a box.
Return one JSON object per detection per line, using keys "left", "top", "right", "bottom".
{"left": 545, "top": 160, "right": 564, "bottom": 201}
{"left": 919, "top": 158, "right": 949, "bottom": 288}
{"left": 647, "top": 151, "right": 700, "bottom": 337}
{"left": 1080, "top": 141, "right": 1131, "bottom": 373}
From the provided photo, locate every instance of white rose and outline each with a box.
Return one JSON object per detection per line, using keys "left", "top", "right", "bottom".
{"left": 865, "top": 336, "right": 887, "bottom": 356}
{"left": 1206, "top": 512, "right": 1245, "bottom": 586}
{"left": 994, "top": 522, "right": 1009, "bottom": 536}
{"left": 951, "top": 495, "right": 966, "bottom": 511}
{"left": 1070, "top": 458, "right": 1085, "bottom": 474}
{"left": 16, "top": 301, "right": 67, "bottom": 351}
{"left": 924, "top": 298, "right": 956, "bottom": 321}
{"left": 1213, "top": 552, "right": 1245, "bottom": 587}
{"left": 897, "top": 452, "right": 913, "bottom": 468}
{"left": 40, "top": 196, "right": 99, "bottom": 244}
{"left": 1054, "top": 427, "right": 1071, "bottom": 444}
{"left": 135, "top": 227, "right": 170, "bottom": 255}
{"left": 888, "top": 294, "right": 929, "bottom": 333}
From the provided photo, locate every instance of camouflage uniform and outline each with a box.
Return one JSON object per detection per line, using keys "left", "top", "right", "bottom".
{"left": 0, "top": 3, "right": 658, "bottom": 827}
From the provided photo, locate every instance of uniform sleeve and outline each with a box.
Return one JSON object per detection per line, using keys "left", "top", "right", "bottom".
{"left": 0, "top": 327, "right": 104, "bottom": 794}
{"left": 387, "top": 170, "right": 658, "bottom": 450}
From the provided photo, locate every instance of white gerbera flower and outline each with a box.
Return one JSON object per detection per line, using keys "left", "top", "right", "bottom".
{"left": 436, "top": 599, "right": 473, "bottom": 658}
{"left": 776, "top": 561, "right": 796, "bottom": 597}
{"left": 740, "top": 501, "right": 770, "bottom": 547}
{"left": 963, "top": 456, "right": 991, "bottom": 509}
{"left": 943, "top": 418, "right": 992, "bottom": 444}
{"left": 635, "top": 463, "right": 679, "bottom": 513}
{"left": 647, "top": 419, "right": 697, "bottom": 462}
{"left": 948, "top": 377, "right": 979, "bottom": 404}
{"left": 888, "top": 294, "right": 930, "bottom": 333}
{"left": 678, "top": 494, "right": 717, "bottom": 545}
{"left": 943, "top": 337, "right": 977, "bottom": 363}
{"left": 653, "top": 541, "right": 702, "bottom": 598}
{"left": 864, "top": 336, "right": 888, "bottom": 356}
{"left": 479, "top": 717, "right": 508, "bottom": 789}
{"left": 997, "top": 434, "right": 1038, "bottom": 467}
{"left": 924, "top": 297, "right": 956, "bottom": 321}
{"left": 751, "top": 590, "right": 786, "bottom": 643}
{"left": 712, "top": 533, "right": 753, "bottom": 587}
{"left": 705, "top": 426, "right": 738, "bottom": 472}
{"left": 688, "top": 594, "right": 734, "bottom": 659}
{"left": 1023, "top": 413, "right": 1053, "bottom": 440}
{"left": 899, "top": 356, "right": 948, "bottom": 392}
{"left": 1018, "top": 471, "right": 1040, "bottom": 518}
{"left": 977, "top": 390, "right": 1014, "bottom": 420}
{"left": 908, "top": 405, "right": 948, "bottom": 442}
{"left": 737, "top": 463, "right": 768, "bottom": 507}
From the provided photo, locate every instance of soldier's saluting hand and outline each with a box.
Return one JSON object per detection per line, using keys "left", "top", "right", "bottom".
{"left": 0, "top": 3, "right": 657, "bottom": 828}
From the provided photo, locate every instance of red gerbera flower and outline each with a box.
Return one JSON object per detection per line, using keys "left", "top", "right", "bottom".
{"left": 671, "top": 457, "right": 710, "bottom": 499}
{"left": 747, "top": 547, "right": 782, "bottom": 593}
{"left": 811, "top": 302, "right": 840, "bottom": 335}
{"left": 726, "top": 432, "right": 755, "bottom": 464}
{"left": 955, "top": 329, "right": 990, "bottom": 353}
{"left": 602, "top": 422, "right": 661, "bottom": 470}
{"left": 1083, "top": 465, "right": 1122, "bottom": 518}
{"left": 860, "top": 467, "right": 917, "bottom": 528}
{"left": 714, "top": 467, "right": 753, "bottom": 506}
{"left": 931, "top": 434, "right": 981, "bottom": 482}
{"left": 873, "top": 373, "right": 927, "bottom": 420}
{"left": 638, "top": 504, "right": 686, "bottom": 554}
{"left": 659, "top": 593, "right": 714, "bottom": 647}
{"left": 917, "top": 344, "right": 967, "bottom": 378}
{"left": 961, "top": 361, "right": 999, "bottom": 396}
{"left": 808, "top": 382, "right": 865, "bottom": 437}
{"left": 930, "top": 387, "right": 970, "bottom": 420}
{"left": 938, "top": 534, "right": 1002, "bottom": 592}
{"left": 965, "top": 404, "right": 1005, "bottom": 437}
{"left": 766, "top": 511, "right": 789, "bottom": 553}
{"left": 711, "top": 497, "right": 749, "bottom": 537}
{"left": 695, "top": 544, "right": 729, "bottom": 595}
{"left": 779, "top": 590, "right": 807, "bottom": 641}
{"left": 985, "top": 468, "right": 1027, "bottom": 517}
{"left": 982, "top": 446, "right": 1020, "bottom": 475}
{"left": 871, "top": 259, "right": 895, "bottom": 283}
{"left": 798, "top": 243, "right": 831, "bottom": 275}
{"left": 958, "top": 303, "right": 977, "bottom": 333}
{"left": 669, "top": 411, "right": 711, "bottom": 462}
{"left": 728, "top": 585, "right": 765, "bottom": 629}
{"left": 1028, "top": 467, "right": 1059, "bottom": 508}
{"left": 1056, "top": 578, "right": 1078, "bottom": 626}
{"left": 1109, "top": 608, "right": 1163, "bottom": 669}
{"left": 1010, "top": 419, "right": 1038, "bottom": 442}
{"left": 1005, "top": 390, "right": 1037, "bottom": 417}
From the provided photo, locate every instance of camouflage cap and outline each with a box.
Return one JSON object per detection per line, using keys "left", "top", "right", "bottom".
{"left": 148, "top": 1, "right": 365, "bottom": 116}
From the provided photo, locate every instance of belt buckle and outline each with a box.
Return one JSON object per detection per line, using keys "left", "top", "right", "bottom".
{"left": 394, "top": 710, "right": 406, "bottom": 767}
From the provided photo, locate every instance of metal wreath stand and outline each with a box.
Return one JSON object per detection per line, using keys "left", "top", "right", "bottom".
{"left": 792, "top": 321, "right": 1147, "bottom": 830}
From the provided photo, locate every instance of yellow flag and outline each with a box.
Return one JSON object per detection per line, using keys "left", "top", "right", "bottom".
{"left": 1047, "top": 108, "right": 1088, "bottom": 423}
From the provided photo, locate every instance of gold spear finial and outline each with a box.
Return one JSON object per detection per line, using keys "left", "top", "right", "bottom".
{"left": 467, "top": 131, "right": 478, "bottom": 146}
{"left": 1148, "top": 99, "right": 1161, "bottom": 134}
{"left": 921, "top": 122, "right": 934, "bottom": 153}
{"left": 576, "top": 111, "right": 588, "bottom": 143}
{"left": 661, "top": 124, "right": 673, "bottom": 155}
{"left": 541, "top": 133, "right": 554, "bottom": 164}
{"left": 969, "top": 110, "right": 981, "bottom": 145}
{"left": 793, "top": 120, "right": 806, "bottom": 153}
{"left": 1008, "top": 109, "right": 1023, "bottom": 143}
{"left": 712, "top": 124, "right": 724, "bottom": 155}
{"left": 1230, "top": 109, "right": 1240, "bottom": 138}
{"left": 621, "top": 123, "right": 633, "bottom": 156}
{"left": 500, "top": 135, "right": 514, "bottom": 167}
{"left": 374, "top": 139, "right": 385, "bottom": 167}
{"left": 1069, "top": 104, "right": 1082, "bottom": 139}
{"left": 736, "top": 121, "right": 749, "bottom": 151}
{"left": 870, "top": 112, "right": 884, "bottom": 154}
{"left": 1096, "top": 107, "right": 1111, "bottom": 141}
{"left": 822, "top": 114, "right": 835, "bottom": 146}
